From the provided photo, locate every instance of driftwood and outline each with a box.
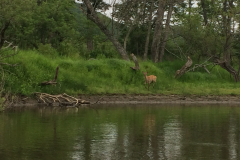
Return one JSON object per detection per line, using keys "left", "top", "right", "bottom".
{"left": 34, "top": 92, "right": 90, "bottom": 107}
{"left": 130, "top": 53, "right": 140, "bottom": 70}
{"left": 175, "top": 56, "right": 193, "bottom": 78}
{"left": 41, "top": 66, "right": 59, "bottom": 85}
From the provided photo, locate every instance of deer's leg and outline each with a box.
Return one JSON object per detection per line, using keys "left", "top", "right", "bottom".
{"left": 152, "top": 82, "right": 155, "bottom": 88}
{"left": 144, "top": 83, "right": 147, "bottom": 89}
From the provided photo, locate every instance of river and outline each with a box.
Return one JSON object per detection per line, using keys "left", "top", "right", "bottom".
{"left": 0, "top": 104, "right": 239, "bottom": 160}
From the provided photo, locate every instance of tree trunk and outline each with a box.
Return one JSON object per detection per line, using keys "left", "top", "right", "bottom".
{"left": 86, "top": 7, "right": 94, "bottom": 51}
{"left": 188, "top": 0, "right": 192, "bottom": 29}
{"left": 124, "top": 8, "right": 140, "bottom": 51}
{"left": 201, "top": 0, "right": 208, "bottom": 25}
{"left": 143, "top": 1, "right": 154, "bottom": 61}
{"left": 159, "top": 3, "right": 173, "bottom": 62}
{"left": 214, "top": 58, "right": 239, "bottom": 82}
{"left": 0, "top": 21, "right": 10, "bottom": 51}
{"left": 222, "top": 0, "right": 232, "bottom": 63}
{"left": 151, "top": 0, "right": 166, "bottom": 63}
{"left": 216, "top": 0, "right": 239, "bottom": 82}
{"left": 189, "top": 0, "right": 192, "bottom": 16}
{"left": 130, "top": 53, "right": 140, "bottom": 70}
{"left": 87, "top": 38, "right": 94, "bottom": 51}
{"left": 83, "top": 0, "right": 129, "bottom": 61}
{"left": 41, "top": 66, "right": 59, "bottom": 85}
{"left": 124, "top": 24, "right": 134, "bottom": 50}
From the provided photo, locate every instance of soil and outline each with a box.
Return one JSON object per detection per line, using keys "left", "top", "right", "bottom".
{"left": 8, "top": 94, "right": 240, "bottom": 108}
{"left": 78, "top": 94, "right": 240, "bottom": 105}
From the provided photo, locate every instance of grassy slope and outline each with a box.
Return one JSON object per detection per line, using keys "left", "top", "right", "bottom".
{"left": 3, "top": 50, "right": 240, "bottom": 96}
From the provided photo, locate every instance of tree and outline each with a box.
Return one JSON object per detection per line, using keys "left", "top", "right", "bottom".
{"left": 81, "top": 0, "right": 129, "bottom": 61}
{"left": 174, "top": 0, "right": 240, "bottom": 82}
{"left": 32, "top": 0, "right": 78, "bottom": 49}
{"left": 0, "top": 0, "right": 36, "bottom": 50}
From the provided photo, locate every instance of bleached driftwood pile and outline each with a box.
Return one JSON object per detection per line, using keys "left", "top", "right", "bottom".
{"left": 34, "top": 92, "right": 90, "bottom": 107}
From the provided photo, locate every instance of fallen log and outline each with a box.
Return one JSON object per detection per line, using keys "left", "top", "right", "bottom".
{"left": 34, "top": 92, "right": 90, "bottom": 107}
{"left": 175, "top": 56, "right": 193, "bottom": 78}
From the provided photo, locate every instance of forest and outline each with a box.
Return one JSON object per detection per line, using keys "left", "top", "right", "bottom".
{"left": 1, "top": 0, "right": 240, "bottom": 106}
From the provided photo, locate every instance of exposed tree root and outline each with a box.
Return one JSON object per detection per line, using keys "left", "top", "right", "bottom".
{"left": 34, "top": 92, "right": 90, "bottom": 107}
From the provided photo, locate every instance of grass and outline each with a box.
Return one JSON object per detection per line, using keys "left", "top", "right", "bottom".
{"left": 2, "top": 50, "right": 240, "bottom": 96}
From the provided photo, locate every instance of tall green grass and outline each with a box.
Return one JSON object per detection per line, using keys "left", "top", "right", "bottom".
{"left": 3, "top": 50, "right": 240, "bottom": 96}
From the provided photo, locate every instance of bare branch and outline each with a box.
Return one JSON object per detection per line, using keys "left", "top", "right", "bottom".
{"left": 0, "top": 41, "right": 19, "bottom": 66}
{"left": 165, "top": 47, "right": 182, "bottom": 60}
{"left": 186, "top": 56, "right": 214, "bottom": 73}
{"left": 34, "top": 92, "right": 90, "bottom": 107}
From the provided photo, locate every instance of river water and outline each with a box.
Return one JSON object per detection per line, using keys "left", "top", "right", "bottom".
{"left": 0, "top": 104, "right": 240, "bottom": 160}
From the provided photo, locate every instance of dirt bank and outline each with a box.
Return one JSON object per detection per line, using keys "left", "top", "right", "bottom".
{"left": 78, "top": 94, "right": 240, "bottom": 105}
{"left": 8, "top": 94, "right": 240, "bottom": 108}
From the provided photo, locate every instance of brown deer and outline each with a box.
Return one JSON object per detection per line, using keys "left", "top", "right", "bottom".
{"left": 142, "top": 72, "right": 157, "bottom": 90}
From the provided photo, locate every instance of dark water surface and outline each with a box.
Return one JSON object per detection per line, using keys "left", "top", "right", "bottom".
{"left": 0, "top": 104, "right": 240, "bottom": 160}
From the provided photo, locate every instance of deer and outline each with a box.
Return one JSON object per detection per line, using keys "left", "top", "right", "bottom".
{"left": 142, "top": 72, "right": 157, "bottom": 90}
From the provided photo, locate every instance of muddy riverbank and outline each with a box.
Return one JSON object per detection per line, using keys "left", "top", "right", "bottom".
{"left": 79, "top": 94, "right": 240, "bottom": 105}
{"left": 7, "top": 94, "right": 240, "bottom": 108}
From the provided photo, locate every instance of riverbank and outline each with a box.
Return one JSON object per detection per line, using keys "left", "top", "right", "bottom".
{"left": 7, "top": 94, "right": 240, "bottom": 109}
{"left": 79, "top": 94, "right": 240, "bottom": 105}
{"left": 3, "top": 51, "right": 240, "bottom": 110}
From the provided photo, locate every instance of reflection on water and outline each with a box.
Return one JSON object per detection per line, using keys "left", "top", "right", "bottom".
{"left": 1, "top": 105, "right": 240, "bottom": 160}
{"left": 228, "top": 116, "right": 237, "bottom": 160}
{"left": 72, "top": 123, "right": 118, "bottom": 160}
{"left": 163, "top": 116, "right": 182, "bottom": 160}
{"left": 144, "top": 114, "right": 155, "bottom": 159}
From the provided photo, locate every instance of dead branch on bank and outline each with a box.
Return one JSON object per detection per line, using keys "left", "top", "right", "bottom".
{"left": 130, "top": 53, "right": 140, "bottom": 70}
{"left": 92, "top": 96, "right": 104, "bottom": 104}
{"left": 186, "top": 56, "right": 213, "bottom": 74}
{"left": 187, "top": 64, "right": 211, "bottom": 74}
{"left": 175, "top": 56, "right": 193, "bottom": 78}
{"left": 34, "top": 92, "right": 90, "bottom": 107}
{"left": 0, "top": 41, "right": 19, "bottom": 66}
{"left": 40, "top": 66, "right": 59, "bottom": 85}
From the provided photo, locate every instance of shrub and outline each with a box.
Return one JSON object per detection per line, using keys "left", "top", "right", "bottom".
{"left": 38, "top": 43, "right": 58, "bottom": 58}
